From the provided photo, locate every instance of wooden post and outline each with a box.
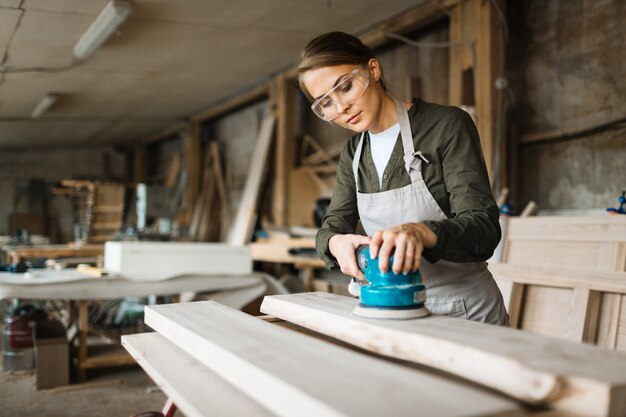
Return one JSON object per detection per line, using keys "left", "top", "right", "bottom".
{"left": 447, "top": 0, "right": 504, "bottom": 183}
{"left": 271, "top": 74, "right": 297, "bottom": 227}
{"left": 78, "top": 301, "right": 89, "bottom": 382}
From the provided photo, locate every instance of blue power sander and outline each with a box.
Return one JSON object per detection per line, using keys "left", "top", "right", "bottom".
{"left": 349, "top": 244, "right": 430, "bottom": 319}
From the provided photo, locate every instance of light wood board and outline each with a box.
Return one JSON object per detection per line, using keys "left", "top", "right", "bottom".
{"left": 228, "top": 116, "right": 276, "bottom": 245}
{"left": 505, "top": 216, "right": 626, "bottom": 242}
{"left": 261, "top": 292, "right": 626, "bottom": 417}
{"left": 145, "top": 301, "right": 522, "bottom": 417}
{"left": 122, "top": 333, "right": 275, "bottom": 417}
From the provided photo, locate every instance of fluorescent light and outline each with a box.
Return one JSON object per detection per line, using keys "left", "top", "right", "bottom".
{"left": 31, "top": 93, "right": 58, "bottom": 119}
{"left": 73, "top": 0, "right": 132, "bottom": 61}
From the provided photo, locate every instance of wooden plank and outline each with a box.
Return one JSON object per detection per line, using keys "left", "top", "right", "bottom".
{"left": 489, "top": 264, "right": 626, "bottom": 293}
{"left": 165, "top": 152, "right": 182, "bottom": 189}
{"left": 181, "top": 125, "right": 201, "bottom": 226}
{"left": 103, "top": 242, "right": 252, "bottom": 279}
{"left": 227, "top": 116, "right": 276, "bottom": 245}
{"left": 597, "top": 294, "right": 623, "bottom": 350}
{"left": 145, "top": 301, "right": 522, "bottom": 417}
{"left": 261, "top": 292, "right": 626, "bottom": 417}
{"left": 567, "top": 288, "right": 602, "bottom": 343}
{"left": 505, "top": 241, "right": 609, "bottom": 270}
{"left": 122, "top": 333, "right": 275, "bottom": 417}
{"left": 617, "top": 296, "right": 626, "bottom": 351}
{"left": 209, "top": 141, "right": 229, "bottom": 241}
{"left": 507, "top": 283, "right": 525, "bottom": 328}
{"left": 506, "top": 217, "right": 626, "bottom": 242}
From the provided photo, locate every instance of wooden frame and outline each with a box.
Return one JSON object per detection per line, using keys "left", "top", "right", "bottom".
{"left": 491, "top": 216, "right": 626, "bottom": 348}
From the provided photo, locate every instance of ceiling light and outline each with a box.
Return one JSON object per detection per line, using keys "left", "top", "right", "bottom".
{"left": 73, "top": 0, "right": 132, "bottom": 61}
{"left": 31, "top": 93, "right": 58, "bottom": 119}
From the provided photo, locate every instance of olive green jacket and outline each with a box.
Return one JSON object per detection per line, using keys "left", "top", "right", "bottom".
{"left": 316, "top": 98, "right": 501, "bottom": 269}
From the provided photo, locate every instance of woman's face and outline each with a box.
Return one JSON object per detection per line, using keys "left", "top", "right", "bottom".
{"left": 301, "top": 61, "right": 382, "bottom": 133}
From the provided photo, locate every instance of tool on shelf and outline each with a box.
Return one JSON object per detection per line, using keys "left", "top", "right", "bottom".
{"left": 607, "top": 191, "right": 626, "bottom": 215}
{"left": 348, "top": 244, "right": 429, "bottom": 320}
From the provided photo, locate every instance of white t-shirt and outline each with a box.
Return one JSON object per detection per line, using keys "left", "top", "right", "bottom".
{"left": 368, "top": 123, "right": 400, "bottom": 188}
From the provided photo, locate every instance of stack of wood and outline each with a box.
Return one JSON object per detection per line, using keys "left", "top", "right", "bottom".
{"left": 53, "top": 180, "right": 124, "bottom": 244}
{"left": 189, "top": 142, "right": 228, "bottom": 242}
{"left": 122, "top": 293, "right": 626, "bottom": 417}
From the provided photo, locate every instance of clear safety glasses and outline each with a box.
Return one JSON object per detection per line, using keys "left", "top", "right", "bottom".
{"left": 311, "top": 67, "right": 370, "bottom": 121}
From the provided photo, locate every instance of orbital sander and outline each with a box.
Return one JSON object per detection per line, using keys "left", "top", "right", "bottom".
{"left": 349, "top": 244, "right": 429, "bottom": 319}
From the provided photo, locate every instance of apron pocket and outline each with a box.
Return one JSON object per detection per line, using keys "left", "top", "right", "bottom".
{"left": 425, "top": 296, "right": 467, "bottom": 318}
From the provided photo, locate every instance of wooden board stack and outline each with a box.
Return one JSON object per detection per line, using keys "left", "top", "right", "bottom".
{"left": 130, "top": 300, "right": 524, "bottom": 417}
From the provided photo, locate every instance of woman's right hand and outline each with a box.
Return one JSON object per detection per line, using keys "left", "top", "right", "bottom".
{"left": 328, "top": 234, "right": 371, "bottom": 280}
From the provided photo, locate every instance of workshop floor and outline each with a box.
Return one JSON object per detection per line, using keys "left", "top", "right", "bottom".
{"left": 0, "top": 366, "right": 167, "bottom": 417}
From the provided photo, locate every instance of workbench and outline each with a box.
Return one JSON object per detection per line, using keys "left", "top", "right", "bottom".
{"left": 0, "top": 269, "right": 280, "bottom": 381}
{"left": 250, "top": 238, "right": 325, "bottom": 291}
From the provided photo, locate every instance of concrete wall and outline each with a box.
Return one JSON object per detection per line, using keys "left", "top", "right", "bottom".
{"left": 0, "top": 147, "right": 126, "bottom": 240}
{"left": 512, "top": 0, "right": 626, "bottom": 211}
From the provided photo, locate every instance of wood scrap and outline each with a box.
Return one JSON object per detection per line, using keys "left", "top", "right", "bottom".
{"left": 209, "top": 142, "right": 229, "bottom": 241}
{"left": 261, "top": 292, "right": 626, "bottom": 417}
{"left": 165, "top": 152, "right": 182, "bottom": 189}
{"left": 145, "top": 301, "right": 523, "bottom": 417}
{"left": 228, "top": 116, "right": 276, "bottom": 245}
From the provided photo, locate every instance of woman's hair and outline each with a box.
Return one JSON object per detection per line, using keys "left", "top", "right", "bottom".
{"left": 296, "top": 31, "right": 386, "bottom": 96}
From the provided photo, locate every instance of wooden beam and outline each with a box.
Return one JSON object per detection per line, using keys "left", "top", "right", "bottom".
{"left": 192, "top": 83, "right": 269, "bottom": 123}
{"left": 475, "top": 0, "right": 500, "bottom": 181}
{"left": 566, "top": 288, "right": 602, "bottom": 344}
{"left": 506, "top": 216, "right": 626, "bottom": 242}
{"left": 490, "top": 263, "right": 626, "bottom": 294}
{"left": 359, "top": 0, "right": 448, "bottom": 49}
{"left": 261, "top": 292, "right": 626, "bottom": 417}
{"left": 142, "top": 122, "right": 187, "bottom": 145}
{"left": 271, "top": 74, "right": 297, "bottom": 227}
{"left": 145, "top": 301, "right": 522, "bottom": 417}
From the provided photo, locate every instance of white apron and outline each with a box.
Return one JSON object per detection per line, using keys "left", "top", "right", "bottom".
{"left": 353, "top": 99, "right": 508, "bottom": 325}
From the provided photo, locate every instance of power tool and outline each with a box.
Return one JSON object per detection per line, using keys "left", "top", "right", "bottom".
{"left": 349, "top": 244, "right": 429, "bottom": 319}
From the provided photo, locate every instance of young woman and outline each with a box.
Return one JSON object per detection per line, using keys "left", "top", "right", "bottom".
{"left": 297, "top": 32, "right": 508, "bottom": 325}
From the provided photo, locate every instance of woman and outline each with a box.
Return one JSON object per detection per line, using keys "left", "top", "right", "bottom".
{"left": 298, "top": 32, "right": 508, "bottom": 325}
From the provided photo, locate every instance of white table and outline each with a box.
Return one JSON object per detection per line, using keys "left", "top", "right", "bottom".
{"left": 0, "top": 270, "right": 283, "bottom": 380}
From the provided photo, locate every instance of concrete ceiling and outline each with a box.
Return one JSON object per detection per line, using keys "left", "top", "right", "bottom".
{"left": 0, "top": 0, "right": 421, "bottom": 149}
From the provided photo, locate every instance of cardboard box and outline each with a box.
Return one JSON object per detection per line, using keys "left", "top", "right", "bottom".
{"left": 34, "top": 320, "right": 69, "bottom": 390}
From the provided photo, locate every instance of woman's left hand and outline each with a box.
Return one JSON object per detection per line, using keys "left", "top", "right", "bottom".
{"left": 370, "top": 223, "right": 437, "bottom": 274}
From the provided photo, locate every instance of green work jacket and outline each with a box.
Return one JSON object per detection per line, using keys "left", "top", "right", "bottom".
{"left": 316, "top": 98, "right": 501, "bottom": 269}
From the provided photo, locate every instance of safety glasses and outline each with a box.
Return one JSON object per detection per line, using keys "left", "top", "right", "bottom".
{"left": 310, "top": 66, "right": 369, "bottom": 121}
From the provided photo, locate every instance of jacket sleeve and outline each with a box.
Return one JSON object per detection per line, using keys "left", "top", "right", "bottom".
{"left": 422, "top": 108, "right": 501, "bottom": 263}
{"left": 315, "top": 141, "right": 360, "bottom": 269}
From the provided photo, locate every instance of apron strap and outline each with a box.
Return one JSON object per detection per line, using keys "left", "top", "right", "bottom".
{"left": 395, "top": 98, "right": 422, "bottom": 182}
{"left": 352, "top": 132, "right": 366, "bottom": 192}
{"left": 352, "top": 99, "right": 421, "bottom": 190}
